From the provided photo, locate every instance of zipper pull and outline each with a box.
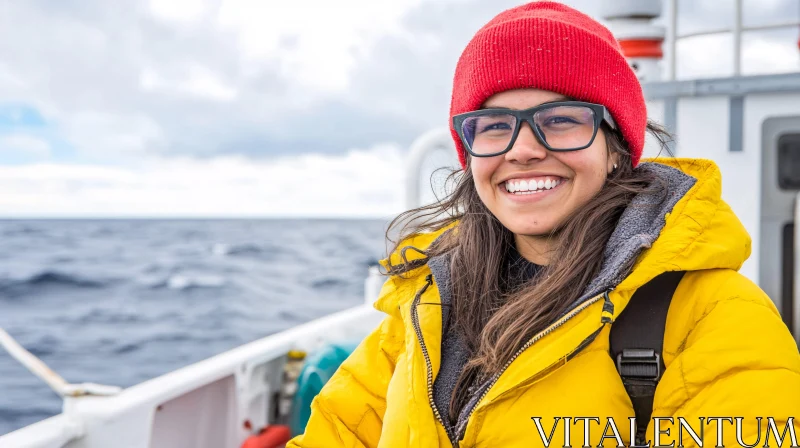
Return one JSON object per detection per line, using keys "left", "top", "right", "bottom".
{"left": 601, "top": 288, "right": 615, "bottom": 324}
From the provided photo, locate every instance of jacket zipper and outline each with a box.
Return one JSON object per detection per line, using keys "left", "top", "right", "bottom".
{"left": 411, "top": 274, "right": 613, "bottom": 447}
{"left": 410, "top": 274, "right": 460, "bottom": 447}
{"left": 455, "top": 289, "right": 614, "bottom": 442}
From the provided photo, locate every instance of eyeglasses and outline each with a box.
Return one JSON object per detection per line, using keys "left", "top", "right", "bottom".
{"left": 452, "top": 101, "right": 617, "bottom": 158}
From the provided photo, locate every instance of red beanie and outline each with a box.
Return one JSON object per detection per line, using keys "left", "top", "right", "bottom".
{"left": 449, "top": 1, "right": 647, "bottom": 168}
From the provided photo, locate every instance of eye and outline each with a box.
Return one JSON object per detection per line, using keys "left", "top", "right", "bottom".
{"left": 479, "top": 121, "right": 513, "bottom": 133}
{"left": 471, "top": 114, "right": 515, "bottom": 134}
{"left": 544, "top": 116, "right": 580, "bottom": 126}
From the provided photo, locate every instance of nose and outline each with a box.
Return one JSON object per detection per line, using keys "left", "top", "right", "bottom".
{"left": 504, "top": 120, "right": 548, "bottom": 164}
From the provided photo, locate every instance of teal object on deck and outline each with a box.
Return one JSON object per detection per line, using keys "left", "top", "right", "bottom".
{"left": 289, "top": 341, "right": 359, "bottom": 437}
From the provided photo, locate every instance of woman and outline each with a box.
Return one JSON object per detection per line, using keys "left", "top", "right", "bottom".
{"left": 288, "top": 2, "right": 800, "bottom": 447}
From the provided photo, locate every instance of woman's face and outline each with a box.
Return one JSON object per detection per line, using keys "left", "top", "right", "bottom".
{"left": 469, "top": 89, "right": 618, "bottom": 258}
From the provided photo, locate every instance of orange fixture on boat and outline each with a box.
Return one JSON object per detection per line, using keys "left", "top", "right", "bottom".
{"left": 241, "top": 424, "right": 292, "bottom": 448}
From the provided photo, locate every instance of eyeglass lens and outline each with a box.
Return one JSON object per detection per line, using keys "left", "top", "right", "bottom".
{"left": 461, "top": 105, "right": 597, "bottom": 155}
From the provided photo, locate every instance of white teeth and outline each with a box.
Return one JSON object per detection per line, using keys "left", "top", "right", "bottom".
{"left": 505, "top": 177, "right": 562, "bottom": 194}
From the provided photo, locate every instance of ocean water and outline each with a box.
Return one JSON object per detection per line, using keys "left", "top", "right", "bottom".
{"left": 0, "top": 218, "right": 390, "bottom": 436}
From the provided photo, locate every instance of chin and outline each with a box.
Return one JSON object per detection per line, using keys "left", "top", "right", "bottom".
{"left": 505, "top": 218, "right": 557, "bottom": 237}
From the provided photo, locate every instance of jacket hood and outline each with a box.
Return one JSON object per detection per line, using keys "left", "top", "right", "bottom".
{"left": 376, "top": 158, "right": 751, "bottom": 315}
{"left": 611, "top": 158, "right": 750, "bottom": 297}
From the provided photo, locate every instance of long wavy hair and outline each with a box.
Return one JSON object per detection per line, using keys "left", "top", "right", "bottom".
{"left": 383, "top": 120, "right": 673, "bottom": 423}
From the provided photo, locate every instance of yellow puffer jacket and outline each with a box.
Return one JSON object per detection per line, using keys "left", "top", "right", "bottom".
{"left": 288, "top": 159, "right": 800, "bottom": 447}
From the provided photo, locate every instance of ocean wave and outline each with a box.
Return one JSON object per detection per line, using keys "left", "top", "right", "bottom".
{"left": 22, "top": 335, "right": 61, "bottom": 359}
{"left": 310, "top": 277, "right": 347, "bottom": 290}
{"left": 0, "top": 406, "right": 58, "bottom": 422}
{"left": 146, "top": 274, "right": 227, "bottom": 291}
{"left": 113, "top": 343, "right": 141, "bottom": 355}
{"left": 211, "top": 242, "right": 292, "bottom": 260}
{"left": 75, "top": 309, "right": 144, "bottom": 325}
{"left": 212, "top": 242, "right": 258, "bottom": 256}
{"left": 0, "top": 270, "right": 108, "bottom": 298}
{"left": 137, "top": 271, "right": 228, "bottom": 291}
{"left": 26, "top": 345, "right": 55, "bottom": 358}
{"left": 111, "top": 333, "right": 235, "bottom": 355}
{"left": 2, "top": 225, "right": 46, "bottom": 237}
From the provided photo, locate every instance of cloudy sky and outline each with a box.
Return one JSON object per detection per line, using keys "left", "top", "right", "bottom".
{"left": 0, "top": 0, "right": 798, "bottom": 218}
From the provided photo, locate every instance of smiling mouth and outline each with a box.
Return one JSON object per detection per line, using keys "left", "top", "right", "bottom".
{"left": 502, "top": 177, "right": 565, "bottom": 195}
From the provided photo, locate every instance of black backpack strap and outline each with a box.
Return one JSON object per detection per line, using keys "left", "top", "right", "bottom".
{"left": 610, "top": 270, "right": 685, "bottom": 446}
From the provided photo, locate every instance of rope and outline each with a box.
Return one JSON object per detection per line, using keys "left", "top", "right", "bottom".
{"left": 0, "top": 327, "right": 121, "bottom": 397}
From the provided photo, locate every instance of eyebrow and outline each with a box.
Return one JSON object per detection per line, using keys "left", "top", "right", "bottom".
{"left": 480, "top": 96, "right": 571, "bottom": 110}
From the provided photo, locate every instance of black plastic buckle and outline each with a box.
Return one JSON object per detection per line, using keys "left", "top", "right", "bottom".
{"left": 615, "top": 348, "right": 661, "bottom": 381}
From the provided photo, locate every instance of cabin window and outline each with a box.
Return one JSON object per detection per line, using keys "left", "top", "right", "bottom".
{"left": 778, "top": 133, "right": 800, "bottom": 190}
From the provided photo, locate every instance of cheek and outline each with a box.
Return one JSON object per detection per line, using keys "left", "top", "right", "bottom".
{"left": 555, "top": 150, "right": 608, "bottom": 189}
{"left": 470, "top": 159, "right": 499, "bottom": 197}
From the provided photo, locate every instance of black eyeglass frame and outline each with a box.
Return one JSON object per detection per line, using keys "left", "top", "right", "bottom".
{"left": 452, "top": 101, "right": 618, "bottom": 158}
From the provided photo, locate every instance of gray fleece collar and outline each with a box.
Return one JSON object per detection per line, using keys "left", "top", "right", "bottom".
{"left": 569, "top": 162, "right": 697, "bottom": 314}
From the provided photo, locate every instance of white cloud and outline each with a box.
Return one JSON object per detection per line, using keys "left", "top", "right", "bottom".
{"left": 2, "top": 0, "right": 791, "bottom": 166}
{"left": 149, "top": 0, "right": 210, "bottom": 24}
{"left": 0, "top": 144, "right": 405, "bottom": 218}
{"left": 217, "top": 0, "right": 426, "bottom": 93}
{"left": 0, "top": 133, "right": 52, "bottom": 158}
{"left": 140, "top": 64, "right": 239, "bottom": 101}
{"left": 0, "top": 0, "right": 460, "bottom": 162}
{"left": 61, "top": 112, "right": 167, "bottom": 157}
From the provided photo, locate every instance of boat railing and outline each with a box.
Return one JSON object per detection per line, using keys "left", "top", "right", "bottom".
{"left": 664, "top": 0, "right": 800, "bottom": 80}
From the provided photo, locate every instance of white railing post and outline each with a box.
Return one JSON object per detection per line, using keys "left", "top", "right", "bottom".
{"left": 668, "top": 0, "right": 678, "bottom": 81}
{"left": 404, "top": 128, "right": 455, "bottom": 210}
{"left": 733, "top": 0, "right": 742, "bottom": 77}
{"left": 364, "top": 265, "right": 386, "bottom": 305}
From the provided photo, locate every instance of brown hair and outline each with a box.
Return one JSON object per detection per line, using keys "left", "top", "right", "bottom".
{"left": 383, "top": 121, "right": 673, "bottom": 423}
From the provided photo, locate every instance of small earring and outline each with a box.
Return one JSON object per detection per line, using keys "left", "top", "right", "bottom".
{"left": 613, "top": 163, "right": 618, "bottom": 170}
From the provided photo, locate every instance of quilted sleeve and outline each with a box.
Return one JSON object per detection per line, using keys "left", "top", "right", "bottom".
{"left": 286, "top": 312, "right": 404, "bottom": 448}
{"left": 650, "top": 271, "right": 800, "bottom": 447}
